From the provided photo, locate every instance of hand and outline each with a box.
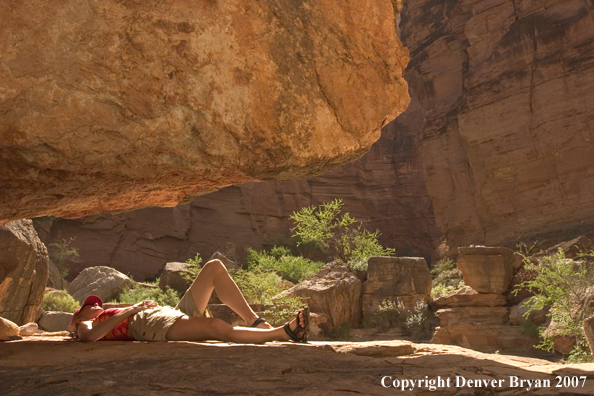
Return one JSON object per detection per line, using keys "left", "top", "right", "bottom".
{"left": 132, "top": 300, "right": 159, "bottom": 312}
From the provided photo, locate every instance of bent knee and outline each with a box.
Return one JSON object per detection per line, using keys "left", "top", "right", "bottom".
{"left": 202, "top": 259, "right": 227, "bottom": 274}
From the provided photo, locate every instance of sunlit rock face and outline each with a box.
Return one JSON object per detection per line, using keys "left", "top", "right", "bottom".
{"left": 0, "top": 0, "right": 409, "bottom": 224}
{"left": 401, "top": 0, "right": 594, "bottom": 249}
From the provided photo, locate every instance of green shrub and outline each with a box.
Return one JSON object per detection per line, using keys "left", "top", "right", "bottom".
{"left": 289, "top": 199, "right": 394, "bottom": 271}
{"left": 246, "top": 246, "right": 324, "bottom": 284}
{"left": 181, "top": 253, "right": 203, "bottom": 282}
{"left": 328, "top": 322, "right": 352, "bottom": 341}
{"left": 41, "top": 292, "right": 79, "bottom": 313}
{"left": 48, "top": 236, "right": 81, "bottom": 278}
{"left": 363, "top": 299, "right": 406, "bottom": 330}
{"left": 263, "top": 294, "right": 306, "bottom": 327}
{"left": 229, "top": 268, "right": 305, "bottom": 326}
{"left": 404, "top": 301, "right": 433, "bottom": 341}
{"left": 514, "top": 248, "right": 594, "bottom": 362}
{"left": 111, "top": 281, "right": 181, "bottom": 307}
{"left": 430, "top": 259, "right": 464, "bottom": 299}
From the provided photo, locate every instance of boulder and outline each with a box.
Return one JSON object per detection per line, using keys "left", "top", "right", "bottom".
{"left": 69, "top": 266, "right": 134, "bottom": 303}
{"left": 509, "top": 298, "right": 548, "bottom": 326}
{"left": 37, "top": 311, "right": 74, "bottom": 332}
{"left": 456, "top": 247, "right": 514, "bottom": 294}
{"left": 158, "top": 262, "right": 195, "bottom": 295}
{"left": 584, "top": 316, "right": 594, "bottom": 359}
{"left": 46, "top": 259, "right": 70, "bottom": 290}
{"left": 362, "top": 256, "right": 431, "bottom": 316}
{"left": 0, "top": 0, "right": 409, "bottom": 224}
{"left": 0, "top": 316, "right": 21, "bottom": 340}
{"left": 543, "top": 320, "right": 577, "bottom": 355}
{"left": 284, "top": 262, "right": 362, "bottom": 329}
{"left": 0, "top": 219, "right": 49, "bottom": 325}
{"left": 432, "top": 286, "right": 506, "bottom": 308}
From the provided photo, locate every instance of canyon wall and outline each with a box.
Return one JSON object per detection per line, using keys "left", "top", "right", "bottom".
{"left": 35, "top": 100, "right": 442, "bottom": 281}
{"left": 401, "top": 0, "right": 594, "bottom": 249}
{"left": 0, "top": 0, "right": 409, "bottom": 224}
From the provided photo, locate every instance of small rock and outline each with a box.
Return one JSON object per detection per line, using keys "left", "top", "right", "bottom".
{"left": 209, "top": 252, "right": 240, "bottom": 270}
{"left": 583, "top": 316, "right": 594, "bottom": 359}
{"left": 18, "top": 322, "right": 38, "bottom": 336}
{"left": 38, "top": 311, "right": 74, "bottom": 332}
{"left": 0, "top": 316, "right": 21, "bottom": 340}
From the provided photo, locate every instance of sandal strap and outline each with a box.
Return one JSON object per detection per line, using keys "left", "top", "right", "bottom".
{"left": 250, "top": 317, "right": 267, "bottom": 328}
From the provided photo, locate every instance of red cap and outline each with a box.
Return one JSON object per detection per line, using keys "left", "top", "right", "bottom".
{"left": 69, "top": 295, "right": 103, "bottom": 333}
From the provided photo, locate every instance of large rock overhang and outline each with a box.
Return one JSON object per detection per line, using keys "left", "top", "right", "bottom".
{"left": 0, "top": 0, "right": 410, "bottom": 224}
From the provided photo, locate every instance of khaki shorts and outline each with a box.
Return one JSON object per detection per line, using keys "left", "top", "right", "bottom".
{"left": 128, "top": 307, "right": 185, "bottom": 342}
{"left": 128, "top": 288, "right": 211, "bottom": 342}
{"left": 175, "top": 289, "right": 211, "bottom": 318}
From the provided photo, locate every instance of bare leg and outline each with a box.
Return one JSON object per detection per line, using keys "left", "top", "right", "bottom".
{"left": 166, "top": 309, "right": 306, "bottom": 343}
{"left": 187, "top": 259, "right": 271, "bottom": 328}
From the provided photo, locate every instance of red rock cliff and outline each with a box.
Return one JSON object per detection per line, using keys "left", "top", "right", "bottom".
{"left": 401, "top": 0, "right": 594, "bottom": 248}
{"left": 0, "top": 0, "right": 409, "bottom": 224}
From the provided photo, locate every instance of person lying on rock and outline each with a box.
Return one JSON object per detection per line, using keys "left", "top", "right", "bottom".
{"left": 68, "top": 259, "right": 309, "bottom": 344}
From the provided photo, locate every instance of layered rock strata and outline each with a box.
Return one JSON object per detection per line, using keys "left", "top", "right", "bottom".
{"left": 432, "top": 247, "right": 534, "bottom": 352}
{"left": 401, "top": 0, "right": 594, "bottom": 249}
{"left": 0, "top": 0, "right": 409, "bottom": 223}
{"left": 0, "top": 220, "right": 49, "bottom": 325}
{"left": 361, "top": 256, "right": 431, "bottom": 316}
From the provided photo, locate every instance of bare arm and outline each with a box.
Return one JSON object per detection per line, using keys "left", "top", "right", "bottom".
{"left": 77, "top": 300, "right": 158, "bottom": 342}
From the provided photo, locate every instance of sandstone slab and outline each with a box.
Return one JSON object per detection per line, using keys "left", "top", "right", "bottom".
{"left": 362, "top": 256, "right": 431, "bottom": 316}
{"left": 3, "top": 338, "right": 593, "bottom": 395}
{"left": 456, "top": 247, "right": 514, "bottom": 294}
{"left": 68, "top": 266, "right": 133, "bottom": 303}
{"left": 435, "top": 307, "right": 509, "bottom": 327}
{"left": 0, "top": 0, "right": 409, "bottom": 224}
{"left": 432, "top": 324, "right": 536, "bottom": 353}
{"left": 0, "top": 219, "right": 49, "bottom": 325}
{"left": 432, "top": 286, "right": 506, "bottom": 308}
{"left": 284, "top": 262, "right": 361, "bottom": 329}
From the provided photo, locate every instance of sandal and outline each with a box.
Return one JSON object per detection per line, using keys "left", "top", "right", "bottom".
{"left": 283, "top": 307, "right": 310, "bottom": 343}
{"left": 250, "top": 317, "right": 268, "bottom": 328}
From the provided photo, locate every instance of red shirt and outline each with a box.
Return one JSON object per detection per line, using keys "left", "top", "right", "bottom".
{"left": 92, "top": 308, "right": 134, "bottom": 341}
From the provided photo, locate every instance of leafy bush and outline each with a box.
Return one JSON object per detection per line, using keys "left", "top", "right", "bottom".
{"left": 514, "top": 248, "right": 594, "bottom": 362}
{"left": 290, "top": 199, "right": 394, "bottom": 271}
{"left": 246, "top": 246, "right": 324, "bottom": 284}
{"left": 230, "top": 269, "right": 287, "bottom": 305}
{"left": 430, "top": 259, "right": 464, "bottom": 299}
{"left": 363, "top": 299, "right": 433, "bottom": 340}
{"left": 181, "top": 253, "right": 203, "bottom": 282}
{"left": 404, "top": 301, "right": 433, "bottom": 341}
{"left": 41, "top": 292, "right": 79, "bottom": 313}
{"left": 48, "top": 236, "right": 81, "bottom": 278}
{"left": 111, "top": 281, "right": 181, "bottom": 307}
{"left": 230, "top": 268, "right": 305, "bottom": 326}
